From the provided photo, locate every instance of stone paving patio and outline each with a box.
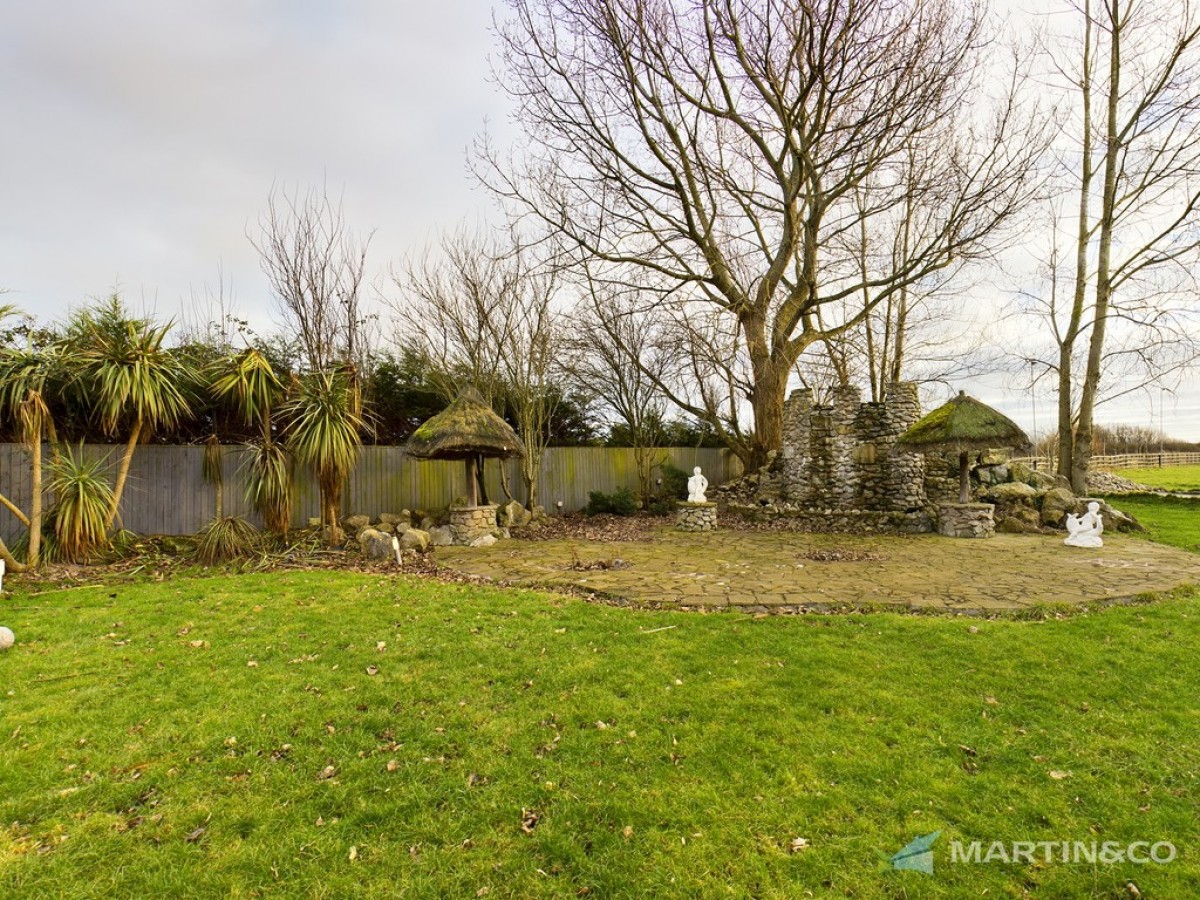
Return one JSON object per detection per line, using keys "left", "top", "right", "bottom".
{"left": 436, "top": 529, "right": 1200, "bottom": 613}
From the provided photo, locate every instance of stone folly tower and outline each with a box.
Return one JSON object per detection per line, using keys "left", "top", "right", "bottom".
{"left": 778, "top": 382, "right": 927, "bottom": 514}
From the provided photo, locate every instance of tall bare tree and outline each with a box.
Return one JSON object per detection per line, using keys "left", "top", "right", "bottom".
{"left": 1033, "top": 0, "right": 1200, "bottom": 492}
{"left": 393, "top": 224, "right": 564, "bottom": 510}
{"left": 568, "top": 277, "right": 672, "bottom": 501}
{"left": 250, "top": 183, "right": 376, "bottom": 374}
{"left": 479, "top": 0, "right": 1049, "bottom": 468}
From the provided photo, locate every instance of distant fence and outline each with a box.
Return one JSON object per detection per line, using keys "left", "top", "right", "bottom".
{"left": 1010, "top": 452, "right": 1200, "bottom": 471}
{"left": 0, "top": 444, "right": 742, "bottom": 542}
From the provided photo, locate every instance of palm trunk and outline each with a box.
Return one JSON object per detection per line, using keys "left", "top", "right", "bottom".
{"left": 0, "top": 535, "right": 27, "bottom": 572}
{"left": 27, "top": 435, "right": 42, "bottom": 567}
{"left": 105, "top": 417, "right": 142, "bottom": 532}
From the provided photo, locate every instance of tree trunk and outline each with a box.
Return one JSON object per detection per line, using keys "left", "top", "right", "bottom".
{"left": 958, "top": 451, "right": 971, "bottom": 504}
{"left": 27, "top": 436, "right": 42, "bottom": 567}
{"left": 0, "top": 535, "right": 27, "bottom": 572}
{"left": 465, "top": 458, "right": 478, "bottom": 506}
{"left": 1073, "top": 0, "right": 1121, "bottom": 496}
{"left": 746, "top": 360, "right": 789, "bottom": 471}
{"left": 106, "top": 417, "right": 142, "bottom": 532}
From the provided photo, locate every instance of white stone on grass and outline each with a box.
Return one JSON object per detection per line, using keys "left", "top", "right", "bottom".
{"left": 0, "top": 626, "right": 14, "bottom": 651}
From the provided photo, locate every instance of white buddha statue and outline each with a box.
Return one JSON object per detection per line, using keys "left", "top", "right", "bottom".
{"left": 687, "top": 466, "right": 709, "bottom": 503}
{"left": 1064, "top": 501, "right": 1104, "bottom": 548}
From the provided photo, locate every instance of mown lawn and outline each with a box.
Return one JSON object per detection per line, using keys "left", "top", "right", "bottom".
{"left": 2, "top": 571, "right": 1198, "bottom": 897}
{"left": 1113, "top": 465, "right": 1200, "bottom": 492}
{"left": 1105, "top": 495, "right": 1200, "bottom": 555}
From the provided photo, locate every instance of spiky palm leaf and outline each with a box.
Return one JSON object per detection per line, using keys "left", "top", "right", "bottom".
{"left": 46, "top": 447, "right": 113, "bottom": 562}
{"left": 195, "top": 515, "right": 259, "bottom": 565}
{"left": 242, "top": 440, "right": 293, "bottom": 534}
{"left": 281, "top": 368, "right": 367, "bottom": 544}
{"left": 210, "top": 348, "right": 283, "bottom": 438}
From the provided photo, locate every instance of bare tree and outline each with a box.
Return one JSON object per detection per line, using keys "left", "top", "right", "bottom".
{"left": 250, "top": 182, "right": 376, "bottom": 374}
{"left": 568, "top": 277, "right": 672, "bottom": 501}
{"left": 393, "top": 224, "right": 564, "bottom": 510}
{"left": 478, "top": 0, "right": 1049, "bottom": 468}
{"left": 1031, "top": 0, "right": 1200, "bottom": 492}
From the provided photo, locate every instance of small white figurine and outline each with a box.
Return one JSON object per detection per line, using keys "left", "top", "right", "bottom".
{"left": 392, "top": 534, "right": 402, "bottom": 566}
{"left": 1064, "top": 501, "right": 1104, "bottom": 548}
{"left": 0, "top": 626, "right": 13, "bottom": 651}
{"left": 687, "top": 466, "right": 709, "bottom": 503}
{"left": 0, "top": 557, "right": 5, "bottom": 593}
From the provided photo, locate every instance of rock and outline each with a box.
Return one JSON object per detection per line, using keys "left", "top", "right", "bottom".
{"left": 419, "top": 516, "right": 435, "bottom": 531}
{"left": 1040, "top": 487, "right": 1077, "bottom": 526}
{"left": 343, "top": 515, "right": 372, "bottom": 536}
{"left": 973, "top": 464, "right": 1009, "bottom": 486}
{"left": 985, "top": 482, "right": 1038, "bottom": 503}
{"left": 373, "top": 522, "right": 394, "bottom": 535}
{"left": 358, "top": 528, "right": 394, "bottom": 560}
{"left": 398, "top": 528, "right": 430, "bottom": 552}
{"left": 499, "top": 500, "right": 532, "bottom": 528}
{"left": 530, "top": 505, "right": 549, "bottom": 524}
{"left": 1079, "top": 498, "right": 1145, "bottom": 533}
{"left": 978, "top": 448, "right": 1011, "bottom": 465}
{"left": 0, "top": 626, "right": 14, "bottom": 650}
{"left": 377, "top": 512, "right": 409, "bottom": 529}
{"left": 428, "top": 525, "right": 454, "bottom": 547}
{"left": 997, "top": 515, "right": 1040, "bottom": 534}
{"left": 469, "top": 534, "right": 498, "bottom": 548}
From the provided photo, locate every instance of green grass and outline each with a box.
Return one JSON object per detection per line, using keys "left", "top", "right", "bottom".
{"left": 1103, "top": 494, "right": 1200, "bottom": 554}
{"left": 1112, "top": 465, "right": 1200, "bottom": 492}
{"left": 3, "top": 572, "right": 1199, "bottom": 897}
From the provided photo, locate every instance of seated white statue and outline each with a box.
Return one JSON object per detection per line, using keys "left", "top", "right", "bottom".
{"left": 1064, "top": 501, "right": 1104, "bottom": 548}
{"left": 687, "top": 466, "right": 709, "bottom": 503}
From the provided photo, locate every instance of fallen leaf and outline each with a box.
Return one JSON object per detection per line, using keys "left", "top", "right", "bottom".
{"left": 959, "top": 745, "right": 977, "bottom": 756}
{"left": 521, "top": 809, "right": 540, "bottom": 833}
{"left": 349, "top": 845, "right": 358, "bottom": 861}
{"left": 622, "top": 825, "right": 633, "bottom": 839}
{"left": 985, "top": 696, "right": 999, "bottom": 706}
{"left": 246, "top": 660, "right": 258, "bottom": 668}
{"left": 185, "top": 826, "right": 206, "bottom": 843}
{"left": 1048, "top": 770, "right": 1071, "bottom": 780}
{"left": 386, "top": 759, "right": 399, "bottom": 773}
{"left": 318, "top": 765, "right": 337, "bottom": 780}
{"left": 366, "top": 665, "right": 379, "bottom": 676}
{"left": 789, "top": 837, "right": 809, "bottom": 853}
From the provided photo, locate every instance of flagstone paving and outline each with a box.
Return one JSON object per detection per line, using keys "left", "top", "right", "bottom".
{"left": 435, "top": 529, "right": 1200, "bottom": 613}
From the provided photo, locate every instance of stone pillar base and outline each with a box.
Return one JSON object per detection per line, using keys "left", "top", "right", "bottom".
{"left": 937, "top": 502, "right": 995, "bottom": 539}
{"left": 676, "top": 501, "right": 718, "bottom": 532}
{"left": 449, "top": 504, "right": 498, "bottom": 545}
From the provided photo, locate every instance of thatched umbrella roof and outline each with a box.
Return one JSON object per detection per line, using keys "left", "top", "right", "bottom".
{"left": 898, "top": 391, "right": 1029, "bottom": 504}
{"left": 405, "top": 387, "right": 525, "bottom": 461}
{"left": 898, "top": 391, "right": 1029, "bottom": 454}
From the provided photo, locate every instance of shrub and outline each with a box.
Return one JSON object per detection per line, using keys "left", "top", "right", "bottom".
{"left": 643, "top": 462, "right": 691, "bottom": 514}
{"left": 46, "top": 447, "right": 114, "bottom": 562}
{"left": 195, "top": 516, "right": 260, "bottom": 564}
{"left": 585, "top": 486, "right": 638, "bottom": 516}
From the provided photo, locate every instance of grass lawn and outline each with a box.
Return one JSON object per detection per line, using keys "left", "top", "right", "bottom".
{"left": 1103, "top": 494, "right": 1200, "bottom": 555}
{"left": 2, "top": 571, "right": 1199, "bottom": 897}
{"left": 1110, "top": 465, "right": 1200, "bottom": 492}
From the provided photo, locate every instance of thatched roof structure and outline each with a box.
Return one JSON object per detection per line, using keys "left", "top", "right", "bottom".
{"left": 898, "top": 391, "right": 1029, "bottom": 454}
{"left": 405, "top": 387, "right": 525, "bottom": 461}
{"left": 898, "top": 391, "right": 1030, "bottom": 505}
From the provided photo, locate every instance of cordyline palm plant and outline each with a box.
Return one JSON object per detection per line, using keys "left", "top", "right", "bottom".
{"left": 210, "top": 348, "right": 292, "bottom": 534}
{"left": 45, "top": 446, "right": 114, "bottom": 563}
{"left": 67, "top": 297, "right": 193, "bottom": 532}
{"left": 281, "top": 366, "right": 367, "bottom": 545}
{"left": 0, "top": 310, "right": 65, "bottom": 569}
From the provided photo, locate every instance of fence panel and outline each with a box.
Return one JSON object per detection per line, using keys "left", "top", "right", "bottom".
{"left": 0, "top": 443, "right": 743, "bottom": 543}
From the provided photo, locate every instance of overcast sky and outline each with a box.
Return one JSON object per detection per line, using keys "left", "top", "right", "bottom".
{"left": 2, "top": 0, "right": 1197, "bottom": 440}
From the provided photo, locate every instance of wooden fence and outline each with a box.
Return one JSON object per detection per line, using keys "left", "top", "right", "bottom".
{"left": 0, "top": 444, "right": 742, "bottom": 542}
{"left": 1011, "top": 452, "right": 1200, "bottom": 471}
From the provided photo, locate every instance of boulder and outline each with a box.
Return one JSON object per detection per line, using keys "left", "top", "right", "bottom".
{"left": 1079, "top": 498, "right": 1145, "bottom": 533}
{"left": 499, "top": 500, "right": 532, "bottom": 528}
{"left": 996, "top": 515, "right": 1041, "bottom": 534}
{"left": 978, "top": 448, "right": 1011, "bottom": 465}
{"left": 984, "top": 482, "right": 1039, "bottom": 504}
{"left": 373, "top": 522, "right": 395, "bottom": 535}
{"left": 358, "top": 528, "right": 395, "bottom": 560}
{"left": 428, "top": 525, "right": 455, "bottom": 547}
{"left": 973, "top": 464, "right": 1009, "bottom": 487}
{"left": 419, "top": 516, "right": 436, "bottom": 531}
{"left": 377, "top": 512, "right": 410, "bottom": 529}
{"left": 343, "top": 515, "right": 372, "bottom": 536}
{"left": 1040, "top": 487, "right": 1077, "bottom": 526}
{"left": 469, "top": 534, "right": 497, "bottom": 548}
{"left": 398, "top": 528, "right": 430, "bottom": 552}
